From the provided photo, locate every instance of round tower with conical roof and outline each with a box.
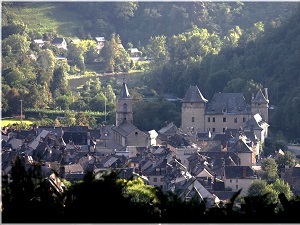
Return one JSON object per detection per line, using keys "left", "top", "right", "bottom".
{"left": 116, "top": 77, "right": 133, "bottom": 126}
{"left": 181, "top": 85, "right": 208, "bottom": 133}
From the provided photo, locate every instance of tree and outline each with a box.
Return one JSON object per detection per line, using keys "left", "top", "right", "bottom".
{"left": 114, "top": 2, "right": 138, "bottom": 21}
{"left": 2, "top": 34, "right": 30, "bottom": 56}
{"left": 276, "top": 151, "right": 297, "bottom": 169}
{"left": 101, "top": 33, "right": 131, "bottom": 73}
{"left": 89, "top": 93, "right": 106, "bottom": 112}
{"left": 269, "top": 178, "right": 293, "bottom": 200}
{"left": 36, "top": 49, "right": 56, "bottom": 84}
{"left": 145, "top": 35, "right": 168, "bottom": 68}
{"left": 51, "top": 62, "right": 70, "bottom": 97}
{"left": 247, "top": 179, "right": 267, "bottom": 197}
{"left": 75, "top": 112, "right": 90, "bottom": 126}
{"left": 262, "top": 158, "right": 279, "bottom": 183}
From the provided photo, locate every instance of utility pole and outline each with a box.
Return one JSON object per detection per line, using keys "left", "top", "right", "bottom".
{"left": 20, "top": 100, "right": 23, "bottom": 123}
{"left": 104, "top": 91, "right": 107, "bottom": 122}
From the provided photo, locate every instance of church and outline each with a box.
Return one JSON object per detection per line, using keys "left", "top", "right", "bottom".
{"left": 181, "top": 86, "right": 269, "bottom": 138}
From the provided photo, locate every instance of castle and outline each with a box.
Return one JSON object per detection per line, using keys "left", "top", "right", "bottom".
{"left": 181, "top": 86, "right": 269, "bottom": 137}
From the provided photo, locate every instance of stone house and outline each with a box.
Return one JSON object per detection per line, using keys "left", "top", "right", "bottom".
{"left": 223, "top": 166, "right": 255, "bottom": 196}
{"left": 52, "top": 37, "right": 67, "bottom": 49}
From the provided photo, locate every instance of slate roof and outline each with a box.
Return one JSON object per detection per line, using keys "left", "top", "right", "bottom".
{"left": 244, "top": 114, "right": 269, "bottom": 131}
{"left": 224, "top": 166, "right": 254, "bottom": 179}
{"left": 206, "top": 93, "right": 251, "bottom": 115}
{"left": 37, "top": 126, "right": 63, "bottom": 136}
{"left": 64, "top": 163, "right": 84, "bottom": 173}
{"left": 196, "top": 131, "right": 212, "bottom": 140}
{"left": 63, "top": 131, "right": 88, "bottom": 145}
{"left": 52, "top": 37, "right": 65, "bottom": 44}
{"left": 167, "top": 133, "right": 191, "bottom": 147}
{"left": 228, "top": 139, "right": 252, "bottom": 153}
{"left": 95, "top": 37, "right": 105, "bottom": 42}
{"left": 112, "top": 120, "right": 138, "bottom": 137}
{"left": 118, "top": 78, "right": 131, "bottom": 99}
{"left": 63, "top": 126, "right": 89, "bottom": 132}
{"left": 8, "top": 138, "right": 23, "bottom": 150}
{"left": 88, "top": 129, "right": 101, "bottom": 140}
{"left": 158, "top": 122, "right": 178, "bottom": 135}
{"left": 182, "top": 85, "right": 208, "bottom": 103}
{"left": 213, "top": 133, "right": 231, "bottom": 146}
{"left": 252, "top": 89, "right": 269, "bottom": 104}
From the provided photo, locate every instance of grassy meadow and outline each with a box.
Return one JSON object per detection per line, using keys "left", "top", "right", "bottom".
{"left": 10, "top": 2, "right": 84, "bottom": 38}
{"left": 1, "top": 119, "right": 34, "bottom": 127}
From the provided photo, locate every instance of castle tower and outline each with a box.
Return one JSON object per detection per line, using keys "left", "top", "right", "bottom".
{"left": 251, "top": 88, "right": 269, "bottom": 123}
{"left": 181, "top": 85, "right": 208, "bottom": 133}
{"left": 116, "top": 77, "right": 133, "bottom": 126}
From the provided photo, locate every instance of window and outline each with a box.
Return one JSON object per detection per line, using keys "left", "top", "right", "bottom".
{"left": 153, "top": 178, "right": 157, "bottom": 182}
{"left": 123, "top": 103, "right": 127, "bottom": 112}
{"left": 160, "top": 177, "right": 164, "bottom": 182}
{"left": 223, "top": 128, "right": 226, "bottom": 132}
{"left": 213, "top": 117, "right": 215, "bottom": 122}
{"left": 234, "top": 118, "right": 237, "bottom": 123}
{"left": 223, "top": 117, "right": 226, "bottom": 122}
{"left": 208, "top": 117, "right": 210, "bottom": 122}
{"left": 243, "top": 117, "right": 246, "bottom": 123}
{"left": 230, "top": 179, "right": 232, "bottom": 183}
{"left": 212, "top": 128, "right": 215, "bottom": 132}
{"left": 192, "top": 117, "right": 194, "bottom": 122}
{"left": 236, "top": 185, "right": 239, "bottom": 190}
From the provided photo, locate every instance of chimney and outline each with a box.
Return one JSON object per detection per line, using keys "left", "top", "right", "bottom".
{"left": 264, "top": 88, "right": 268, "bottom": 100}
{"left": 243, "top": 167, "right": 247, "bottom": 178}
{"left": 87, "top": 132, "right": 90, "bottom": 152}
{"left": 208, "top": 177, "right": 212, "bottom": 187}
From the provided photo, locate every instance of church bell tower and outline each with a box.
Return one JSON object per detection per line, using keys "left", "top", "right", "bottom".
{"left": 116, "top": 77, "right": 133, "bottom": 126}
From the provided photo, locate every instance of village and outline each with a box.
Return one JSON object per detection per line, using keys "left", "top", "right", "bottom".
{"left": 2, "top": 75, "right": 300, "bottom": 208}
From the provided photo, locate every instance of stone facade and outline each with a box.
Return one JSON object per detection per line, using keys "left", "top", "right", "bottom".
{"left": 181, "top": 86, "right": 269, "bottom": 134}
{"left": 116, "top": 78, "right": 133, "bottom": 126}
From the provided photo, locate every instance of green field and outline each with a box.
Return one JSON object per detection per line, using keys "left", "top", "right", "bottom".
{"left": 9, "top": 3, "right": 84, "bottom": 38}
{"left": 1, "top": 119, "right": 34, "bottom": 127}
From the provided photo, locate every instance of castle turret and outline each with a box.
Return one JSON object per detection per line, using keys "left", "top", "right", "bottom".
{"left": 251, "top": 88, "right": 269, "bottom": 123}
{"left": 116, "top": 77, "right": 133, "bottom": 126}
{"left": 181, "top": 85, "right": 208, "bottom": 133}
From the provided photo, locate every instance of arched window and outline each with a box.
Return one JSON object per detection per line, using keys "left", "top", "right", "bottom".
{"left": 123, "top": 103, "right": 127, "bottom": 112}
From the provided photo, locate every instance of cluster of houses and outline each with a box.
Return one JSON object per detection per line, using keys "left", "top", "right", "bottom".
{"left": 33, "top": 36, "right": 143, "bottom": 60}
{"left": 2, "top": 78, "right": 300, "bottom": 206}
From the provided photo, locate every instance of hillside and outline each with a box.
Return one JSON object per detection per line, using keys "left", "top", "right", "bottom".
{"left": 2, "top": 2, "right": 300, "bottom": 140}
{"left": 2, "top": 2, "right": 84, "bottom": 38}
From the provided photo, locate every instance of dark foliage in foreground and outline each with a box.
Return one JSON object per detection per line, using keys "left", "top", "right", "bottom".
{"left": 2, "top": 156, "right": 300, "bottom": 223}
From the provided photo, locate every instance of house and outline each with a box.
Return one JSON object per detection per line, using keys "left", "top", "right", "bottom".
{"left": 52, "top": 37, "right": 67, "bottom": 50}
{"left": 34, "top": 39, "right": 44, "bottom": 48}
{"left": 111, "top": 120, "right": 149, "bottom": 151}
{"left": 181, "top": 86, "right": 269, "bottom": 136}
{"left": 223, "top": 166, "right": 255, "bottom": 196}
{"left": 95, "top": 36, "right": 106, "bottom": 51}
{"left": 128, "top": 48, "right": 142, "bottom": 61}
{"left": 143, "top": 158, "right": 168, "bottom": 189}
{"left": 228, "top": 139, "right": 254, "bottom": 167}
{"left": 166, "top": 133, "right": 198, "bottom": 168}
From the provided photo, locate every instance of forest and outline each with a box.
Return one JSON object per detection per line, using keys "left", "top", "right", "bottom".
{"left": 2, "top": 2, "right": 300, "bottom": 141}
